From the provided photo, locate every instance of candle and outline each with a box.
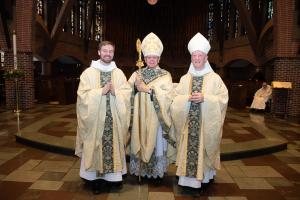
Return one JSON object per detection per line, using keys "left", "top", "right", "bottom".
{"left": 0, "top": 51, "right": 4, "bottom": 63}
{"left": 13, "top": 30, "right": 17, "bottom": 69}
{"left": 0, "top": 51, "right": 4, "bottom": 67}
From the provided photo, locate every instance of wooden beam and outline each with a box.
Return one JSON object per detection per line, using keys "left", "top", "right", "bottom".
{"left": 232, "top": 0, "right": 259, "bottom": 55}
{"left": 47, "top": 0, "right": 75, "bottom": 58}
{"left": 50, "top": 0, "right": 75, "bottom": 40}
{"left": 257, "top": 19, "right": 273, "bottom": 55}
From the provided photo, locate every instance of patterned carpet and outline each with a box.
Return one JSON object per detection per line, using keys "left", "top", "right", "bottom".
{"left": 0, "top": 104, "right": 299, "bottom": 200}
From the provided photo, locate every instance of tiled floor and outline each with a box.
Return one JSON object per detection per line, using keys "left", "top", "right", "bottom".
{"left": 0, "top": 104, "right": 299, "bottom": 200}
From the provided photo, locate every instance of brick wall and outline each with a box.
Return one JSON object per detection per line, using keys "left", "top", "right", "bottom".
{"left": 272, "top": 58, "right": 300, "bottom": 117}
{"left": 4, "top": 0, "right": 35, "bottom": 110}
{"left": 4, "top": 52, "right": 17, "bottom": 109}
{"left": 16, "top": 0, "right": 34, "bottom": 53}
{"left": 271, "top": 0, "right": 300, "bottom": 117}
{"left": 18, "top": 52, "right": 35, "bottom": 109}
{"left": 4, "top": 52, "right": 34, "bottom": 110}
{"left": 274, "top": 0, "right": 299, "bottom": 57}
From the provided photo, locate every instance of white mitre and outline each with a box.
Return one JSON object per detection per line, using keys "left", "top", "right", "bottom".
{"left": 188, "top": 32, "right": 214, "bottom": 76}
{"left": 188, "top": 32, "right": 211, "bottom": 55}
{"left": 141, "top": 32, "right": 163, "bottom": 57}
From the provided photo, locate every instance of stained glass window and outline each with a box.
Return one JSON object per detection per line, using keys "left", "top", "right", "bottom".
{"left": 234, "top": 9, "right": 239, "bottom": 38}
{"left": 71, "top": 7, "right": 75, "bottom": 35}
{"left": 245, "top": 0, "right": 250, "bottom": 10}
{"left": 79, "top": 0, "right": 84, "bottom": 37}
{"left": 267, "top": 0, "right": 273, "bottom": 19}
{"left": 37, "top": 0, "right": 43, "bottom": 17}
{"left": 208, "top": 2, "right": 214, "bottom": 42}
{"left": 95, "top": 0, "right": 104, "bottom": 41}
{"left": 225, "top": 0, "right": 231, "bottom": 39}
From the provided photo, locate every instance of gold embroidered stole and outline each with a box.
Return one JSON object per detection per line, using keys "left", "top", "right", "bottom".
{"left": 186, "top": 76, "right": 203, "bottom": 177}
{"left": 100, "top": 71, "right": 113, "bottom": 173}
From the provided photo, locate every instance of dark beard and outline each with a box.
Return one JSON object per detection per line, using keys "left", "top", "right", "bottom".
{"left": 100, "top": 57, "right": 112, "bottom": 64}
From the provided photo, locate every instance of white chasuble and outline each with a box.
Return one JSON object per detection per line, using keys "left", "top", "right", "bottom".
{"left": 250, "top": 85, "right": 272, "bottom": 110}
{"left": 128, "top": 66, "right": 175, "bottom": 178}
{"left": 171, "top": 72, "right": 228, "bottom": 187}
{"left": 75, "top": 61, "right": 131, "bottom": 181}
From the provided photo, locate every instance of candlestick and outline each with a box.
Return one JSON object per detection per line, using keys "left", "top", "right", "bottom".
{"left": 14, "top": 78, "right": 21, "bottom": 113}
{"left": 13, "top": 30, "right": 17, "bottom": 69}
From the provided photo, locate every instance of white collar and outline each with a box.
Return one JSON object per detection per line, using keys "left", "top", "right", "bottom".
{"left": 188, "top": 61, "right": 213, "bottom": 77}
{"left": 91, "top": 59, "right": 117, "bottom": 72}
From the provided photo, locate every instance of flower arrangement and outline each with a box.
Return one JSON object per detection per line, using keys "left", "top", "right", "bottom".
{"left": 3, "top": 69, "right": 25, "bottom": 79}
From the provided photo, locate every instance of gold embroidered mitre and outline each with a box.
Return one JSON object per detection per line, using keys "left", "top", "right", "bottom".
{"left": 141, "top": 32, "right": 163, "bottom": 57}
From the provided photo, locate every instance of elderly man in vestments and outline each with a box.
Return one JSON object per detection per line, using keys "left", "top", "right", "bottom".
{"left": 129, "top": 32, "right": 176, "bottom": 183}
{"left": 75, "top": 41, "right": 132, "bottom": 194}
{"left": 250, "top": 81, "right": 272, "bottom": 111}
{"left": 171, "top": 33, "right": 228, "bottom": 190}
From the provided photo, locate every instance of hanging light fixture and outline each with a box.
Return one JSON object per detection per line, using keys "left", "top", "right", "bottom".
{"left": 147, "top": 0, "right": 158, "bottom": 5}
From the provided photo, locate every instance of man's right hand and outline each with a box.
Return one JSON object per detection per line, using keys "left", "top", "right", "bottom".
{"left": 102, "top": 83, "right": 111, "bottom": 95}
{"left": 135, "top": 72, "right": 142, "bottom": 87}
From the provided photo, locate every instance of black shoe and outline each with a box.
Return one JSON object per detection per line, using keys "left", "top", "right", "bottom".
{"left": 199, "top": 182, "right": 210, "bottom": 193}
{"left": 110, "top": 181, "right": 123, "bottom": 189}
{"left": 92, "top": 180, "right": 103, "bottom": 195}
{"left": 81, "top": 178, "right": 92, "bottom": 187}
{"left": 155, "top": 177, "right": 163, "bottom": 185}
{"left": 137, "top": 176, "right": 144, "bottom": 184}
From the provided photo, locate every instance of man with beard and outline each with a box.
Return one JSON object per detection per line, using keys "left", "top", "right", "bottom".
{"left": 75, "top": 41, "right": 132, "bottom": 194}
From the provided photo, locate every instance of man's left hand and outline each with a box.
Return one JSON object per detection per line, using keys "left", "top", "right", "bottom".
{"left": 136, "top": 82, "right": 150, "bottom": 93}
{"left": 189, "top": 92, "right": 204, "bottom": 103}
{"left": 110, "top": 82, "right": 115, "bottom": 96}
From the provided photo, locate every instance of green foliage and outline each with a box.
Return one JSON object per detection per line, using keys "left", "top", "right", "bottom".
{"left": 3, "top": 69, "right": 25, "bottom": 79}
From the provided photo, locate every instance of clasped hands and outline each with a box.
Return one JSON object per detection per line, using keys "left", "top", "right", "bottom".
{"left": 135, "top": 73, "right": 151, "bottom": 93}
{"left": 189, "top": 92, "right": 204, "bottom": 103}
{"left": 102, "top": 82, "right": 115, "bottom": 96}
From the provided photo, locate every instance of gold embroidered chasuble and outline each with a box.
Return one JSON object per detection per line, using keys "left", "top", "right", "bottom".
{"left": 128, "top": 67, "right": 175, "bottom": 164}
{"left": 75, "top": 67, "right": 132, "bottom": 174}
{"left": 171, "top": 72, "right": 228, "bottom": 180}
